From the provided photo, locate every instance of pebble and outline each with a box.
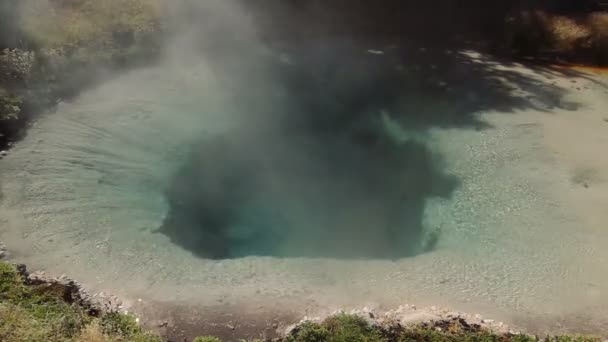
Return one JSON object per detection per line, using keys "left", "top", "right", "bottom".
{"left": 0, "top": 241, "right": 7, "bottom": 258}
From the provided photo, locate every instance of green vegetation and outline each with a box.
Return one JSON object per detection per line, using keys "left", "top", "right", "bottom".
{"left": 286, "top": 315, "right": 600, "bottom": 342}
{"left": 2, "top": 0, "right": 608, "bottom": 148}
{"left": 0, "top": 0, "right": 162, "bottom": 148}
{"left": 194, "top": 337, "right": 223, "bottom": 342}
{"left": 20, "top": 0, "right": 162, "bottom": 65}
{"left": 287, "top": 314, "right": 384, "bottom": 342}
{"left": 0, "top": 262, "right": 160, "bottom": 342}
{"left": 0, "top": 260, "right": 602, "bottom": 342}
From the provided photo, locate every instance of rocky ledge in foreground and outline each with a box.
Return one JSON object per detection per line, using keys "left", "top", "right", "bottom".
{"left": 287, "top": 304, "right": 515, "bottom": 337}
{"left": 0, "top": 260, "right": 601, "bottom": 342}
{"left": 14, "top": 263, "right": 125, "bottom": 315}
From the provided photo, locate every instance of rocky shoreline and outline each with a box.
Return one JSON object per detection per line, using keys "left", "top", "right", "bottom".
{"left": 0, "top": 239, "right": 521, "bottom": 341}
{"left": 288, "top": 305, "right": 515, "bottom": 337}
{"left": 2, "top": 238, "right": 606, "bottom": 341}
{"left": 11, "top": 263, "right": 124, "bottom": 315}
{"left": 0, "top": 239, "right": 122, "bottom": 314}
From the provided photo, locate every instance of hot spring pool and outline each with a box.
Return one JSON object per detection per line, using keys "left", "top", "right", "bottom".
{"left": 1, "top": 43, "right": 608, "bottom": 335}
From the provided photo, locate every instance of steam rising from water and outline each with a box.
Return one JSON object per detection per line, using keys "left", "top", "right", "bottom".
{"left": 3, "top": 0, "right": 608, "bottom": 335}
{"left": 3, "top": 1, "right": 458, "bottom": 260}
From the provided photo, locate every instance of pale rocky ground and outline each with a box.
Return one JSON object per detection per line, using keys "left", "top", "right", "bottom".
{"left": 1, "top": 50, "right": 608, "bottom": 340}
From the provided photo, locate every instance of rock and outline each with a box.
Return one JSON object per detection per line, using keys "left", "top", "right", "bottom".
{"left": 482, "top": 319, "right": 495, "bottom": 324}
{"left": 14, "top": 264, "right": 115, "bottom": 314}
{"left": 367, "top": 49, "right": 384, "bottom": 55}
{"left": 0, "top": 150, "right": 7, "bottom": 156}
{"left": 0, "top": 241, "right": 7, "bottom": 259}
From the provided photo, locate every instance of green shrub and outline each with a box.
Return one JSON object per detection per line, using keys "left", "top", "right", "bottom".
{"left": 194, "top": 337, "right": 223, "bottom": 342}
{"left": 0, "top": 48, "right": 36, "bottom": 81}
{"left": 100, "top": 311, "right": 142, "bottom": 337}
{"left": 322, "top": 314, "right": 385, "bottom": 342}
{"left": 100, "top": 311, "right": 160, "bottom": 341}
{"left": 288, "top": 321, "right": 330, "bottom": 342}
{"left": 0, "top": 263, "right": 90, "bottom": 341}
{"left": 20, "top": 0, "right": 162, "bottom": 64}
{"left": 289, "top": 315, "right": 384, "bottom": 342}
{"left": 0, "top": 90, "right": 23, "bottom": 121}
{"left": 0, "top": 262, "right": 160, "bottom": 342}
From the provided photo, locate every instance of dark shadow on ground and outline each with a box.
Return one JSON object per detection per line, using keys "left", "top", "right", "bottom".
{"left": 159, "top": 34, "right": 588, "bottom": 260}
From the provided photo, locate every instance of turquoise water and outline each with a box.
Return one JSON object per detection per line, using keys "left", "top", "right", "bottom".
{"left": 1, "top": 43, "right": 608, "bottom": 335}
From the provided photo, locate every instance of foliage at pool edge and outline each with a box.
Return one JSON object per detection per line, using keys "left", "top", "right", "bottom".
{"left": 0, "top": 261, "right": 602, "bottom": 342}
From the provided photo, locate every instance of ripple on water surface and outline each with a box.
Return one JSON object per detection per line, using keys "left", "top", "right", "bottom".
{"left": 1, "top": 49, "right": 608, "bottom": 335}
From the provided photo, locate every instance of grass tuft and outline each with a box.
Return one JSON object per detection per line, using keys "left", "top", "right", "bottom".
{"left": 0, "top": 262, "right": 160, "bottom": 342}
{"left": 288, "top": 314, "right": 384, "bottom": 342}
{"left": 193, "top": 337, "right": 223, "bottom": 342}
